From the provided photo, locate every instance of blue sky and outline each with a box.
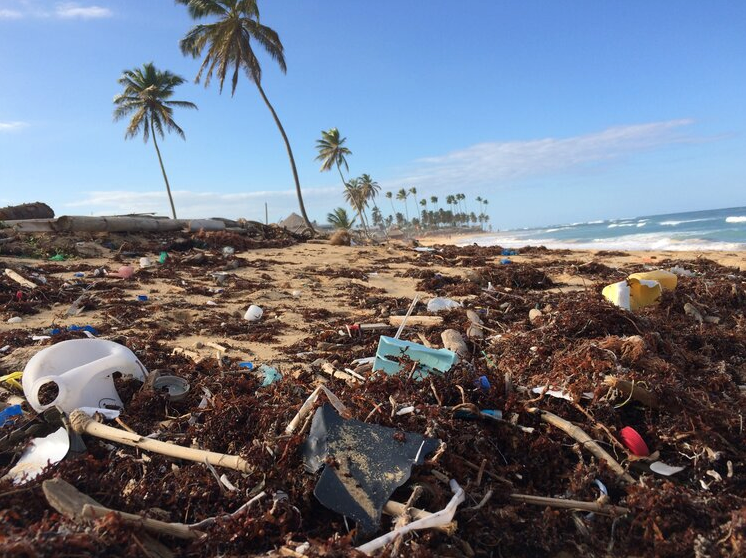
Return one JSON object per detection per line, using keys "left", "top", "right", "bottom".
{"left": 0, "top": 0, "right": 744, "bottom": 228}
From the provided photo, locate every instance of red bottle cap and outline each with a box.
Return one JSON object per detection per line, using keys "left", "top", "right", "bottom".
{"left": 620, "top": 426, "right": 650, "bottom": 456}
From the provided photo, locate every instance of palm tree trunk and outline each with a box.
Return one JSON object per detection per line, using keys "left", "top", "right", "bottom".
{"left": 255, "top": 81, "right": 314, "bottom": 234}
{"left": 150, "top": 120, "right": 177, "bottom": 219}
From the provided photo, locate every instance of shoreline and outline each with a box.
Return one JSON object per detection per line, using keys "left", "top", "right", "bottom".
{"left": 416, "top": 231, "right": 746, "bottom": 271}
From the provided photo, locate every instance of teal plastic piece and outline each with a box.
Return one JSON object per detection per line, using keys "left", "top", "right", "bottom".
{"left": 373, "top": 336, "right": 458, "bottom": 380}
{"left": 258, "top": 365, "right": 282, "bottom": 387}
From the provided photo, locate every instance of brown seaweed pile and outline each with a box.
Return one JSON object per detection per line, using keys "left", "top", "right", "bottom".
{"left": 1, "top": 238, "right": 745, "bottom": 557}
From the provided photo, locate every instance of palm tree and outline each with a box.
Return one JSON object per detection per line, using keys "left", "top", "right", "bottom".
{"left": 177, "top": 0, "right": 313, "bottom": 232}
{"left": 316, "top": 128, "right": 351, "bottom": 185}
{"left": 385, "top": 191, "right": 396, "bottom": 216}
{"left": 396, "top": 188, "right": 409, "bottom": 221}
{"left": 475, "top": 196, "right": 483, "bottom": 217}
{"left": 113, "top": 62, "right": 197, "bottom": 219}
{"left": 445, "top": 195, "right": 455, "bottom": 225}
{"left": 327, "top": 207, "right": 356, "bottom": 230}
{"left": 359, "top": 173, "right": 380, "bottom": 211}
{"left": 430, "top": 195, "right": 439, "bottom": 210}
{"left": 370, "top": 206, "right": 383, "bottom": 228}
{"left": 409, "top": 187, "right": 419, "bottom": 213}
{"left": 343, "top": 178, "right": 369, "bottom": 234}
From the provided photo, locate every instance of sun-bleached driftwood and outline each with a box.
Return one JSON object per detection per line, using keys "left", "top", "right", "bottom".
{"left": 528, "top": 407, "right": 635, "bottom": 484}
{"left": 52, "top": 216, "right": 226, "bottom": 233}
{"left": 69, "top": 410, "right": 251, "bottom": 472}
{"left": 4, "top": 268, "right": 37, "bottom": 289}
{"left": 603, "top": 375, "right": 660, "bottom": 409}
{"left": 509, "top": 493, "right": 629, "bottom": 515}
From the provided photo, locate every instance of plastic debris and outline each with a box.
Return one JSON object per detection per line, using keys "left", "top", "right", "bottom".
{"left": 303, "top": 404, "right": 440, "bottom": 533}
{"left": 2, "top": 427, "right": 70, "bottom": 485}
{"left": 152, "top": 375, "right": 190, "bottom": 402}
{"left": 356, "top": 479, "right": 465, "bottom": 554}
{"left": 500, "top": 258, "right": 512, "bottom": 264}
{"left": 669, "top": 266, "right": 696, "bottom": 277}
{"left": 603, "top": 269, "right": 678, "bottom": 311}
{"left": 426, "top": 297, "right": 461, "bottom": 312}
{"left": 650, "top": 461, "right": 686, "bottom": 476}
{"left": 619, "top": 426, "right": 650, "bottom": 456}
{"left": 475, "top": 376, "right": 491, "bottom": 390}
{"left": 256, "top": 365, "right": 282, "bottom": 387}
{"left": 0, "top": 404, "right": 23, "bottom": 427}
{"left": 244, "top": 304, "right": 263, "bottom": 322}
{"left": 373, "top": 336, "right": 458, "bottom": 379}
{"left": 602, "top": 277, "right": 662, "bottom": 311}
{"left": 628, "top": 270, "right": 678, "bottom": 291}
{"left": 116, "top": 265, "right": 134, "bottom": 279}
{"left": 22, "top": 339, "right": 148, "bottom": 413}
{"left": 7, "top": 316, "right": 23, "bottom": 324}
{"left": 137, "top": 295, "right": 149, "bottom": 302}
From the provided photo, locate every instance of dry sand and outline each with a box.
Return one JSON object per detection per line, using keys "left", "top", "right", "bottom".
{"left": 2, "top": 239, "right": 742, "bottom": 369}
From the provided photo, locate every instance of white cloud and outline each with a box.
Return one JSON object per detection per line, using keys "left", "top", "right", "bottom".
{"left": 63, "top": 186, "right": 341, "bottom": 222}
{"left": 0, "top": 121, "right": 28, "bottom": 131}
{"left": 386, "top": 119, "right": 696, "bottom": 193}
{"left": 0, "top": 2, "right": 112, "bottom": 19}
{"left": 0, "top": 9, "right": 23, "bottom": 19}
{"left": 55, "top": 2, "right": 112, "bottom": 19}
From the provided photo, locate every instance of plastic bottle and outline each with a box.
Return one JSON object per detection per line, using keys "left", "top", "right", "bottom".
{"left": 22, "top": 339, "right": 148, "bottom": 413}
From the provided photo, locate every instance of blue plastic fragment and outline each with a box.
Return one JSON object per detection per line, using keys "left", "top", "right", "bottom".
{"left": 476, "top": 375, "right": 491, "bottom": 390}
{"left": 68, "top": 325, "right": 98, "bottom": 335}
{"left": 257, "top": 365, "right": 282, "bottom": 387}
{"left": 373, "top": 336, "right": 458, "bottom": 380}
{"left": 50, "top": 328, "right": 62, "bottom": 335}
{"left": 137, "top": 295, "right": 148, "bottom": 301}
{"left": 500, "top": 258, "right": 512, "bottom": 265}
{"left": 454, "top": 408, "right": 503, "bottom": 421}
{"left": 238, "top": 362, "right": 254, "bottom": 370}
{"left": 0, "top": 404, "right": 23, "bottom": 427}
{"left": 501, "top": 249, "right": 518, "bottom": 256}
{"left": 74, "top": 272, "right": 85, "bottom": 277}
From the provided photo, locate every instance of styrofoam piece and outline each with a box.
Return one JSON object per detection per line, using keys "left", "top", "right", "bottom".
{"left": 22, "top": 339, "right": 147, "bottom": 413}
{"left": 373, "top": 336, "right": 458, "bottom": 380}
{"left": 3, "top": 427, "right": 69, "bottom": 485}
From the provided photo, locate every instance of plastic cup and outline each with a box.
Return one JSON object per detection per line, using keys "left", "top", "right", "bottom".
{"left": 244, "top": 305, "right": 263, "bottom": 322}
{"left": 139, "top": 257, "right": 152, "bottom": 269}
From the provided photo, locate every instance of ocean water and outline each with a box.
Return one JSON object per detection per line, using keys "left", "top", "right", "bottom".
{"left": 457, "top": 206, "right": 746, "bottom": 251}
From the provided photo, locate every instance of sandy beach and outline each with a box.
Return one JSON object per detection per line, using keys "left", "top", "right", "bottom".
{"left": 1, "top": 230, "right": 745, "bottom": 556}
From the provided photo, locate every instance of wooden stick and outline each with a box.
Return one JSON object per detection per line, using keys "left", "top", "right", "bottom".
{"left": 69, "top": 410, "right": 251, "bottom": 473}
{"left": 528, "top": 407, "right": 635, "bottom": 484}
{"left": 389, "top": 315, "right": 443, "bottom": 328}
{"left": 82, "top": 504, "right": 198, "bottom": 539}
{"left": 603, "top": 376, "right": 660, "bottom": 409}
{"left": 509, "top": 494, "right": 628, "bottom": 516}
{"left": 394, "top": 294, "right": 422, "bottom": 339}
{"left": 4, "top": 268, "right": 37, "bottom": 289}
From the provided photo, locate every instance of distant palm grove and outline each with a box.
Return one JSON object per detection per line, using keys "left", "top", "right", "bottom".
{"left": 317, "top": 127, "right": 491, "bottom": 234}
{"left": 112, "top": 0, "right": 490, "bottom": 235}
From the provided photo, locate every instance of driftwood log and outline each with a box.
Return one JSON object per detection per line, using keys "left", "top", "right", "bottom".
{"left": 0, "top": 202, "right": 54, "bottom": 221}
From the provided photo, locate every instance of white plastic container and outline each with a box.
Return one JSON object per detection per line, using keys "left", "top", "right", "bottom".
{"left": 139, "top": 257, "right": 152, "bottom": 268}
{"left": 244, "top": 305, "right": 263, "bottom": 322}
{"left": 22, "top": 339, "right": 148, "bottom": 413}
